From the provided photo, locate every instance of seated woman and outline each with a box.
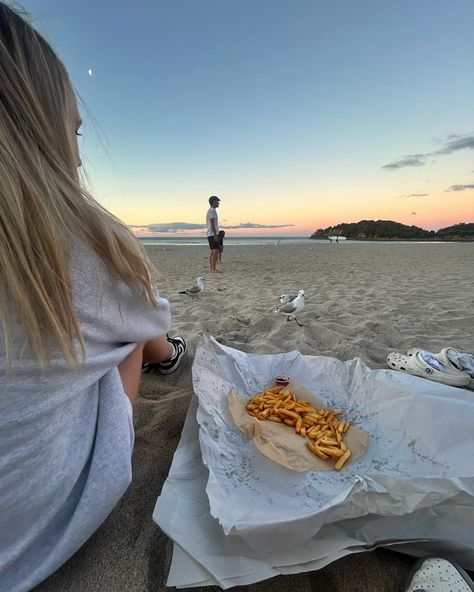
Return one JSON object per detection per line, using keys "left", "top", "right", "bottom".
{"left": 0, "top": 4, "right": 185, "bottom": 590}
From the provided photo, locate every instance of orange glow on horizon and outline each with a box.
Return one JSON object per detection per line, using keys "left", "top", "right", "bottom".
{"left": 109, "top": 184, "right": 473, "bottom": 236}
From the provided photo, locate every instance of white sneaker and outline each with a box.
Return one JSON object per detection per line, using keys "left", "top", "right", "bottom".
{"left": 405, "top": 557, "right": 474, "bottom": 592}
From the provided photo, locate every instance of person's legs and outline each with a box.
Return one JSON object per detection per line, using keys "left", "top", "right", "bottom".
{"left": 118, "top": 341, "right": 146, "bottom": 406}
{"left": 208, "top": 237, "right": 216, "bottom": 272}
{"left": 212, "top": 247, "right": 217, "bottom": 271}
{"left": 207, "top": 237, "right": 221, "bottom": 272}
{"left": 211, "top": 247, "right": 221, "bottom": 272}
{"left": 118, "top": 335, "right": 187, "bottom": 406}
{"left": 404, "top": 557, "right": 474, "bottom": 592}
{"left": 142, "top": 334, "right": 187, "bottom": 375}
{"left": 142, "top": 335, "right": 173, "bottom": 363}
{"left": 209, "top": 248, "right": 214, "bottom": 272}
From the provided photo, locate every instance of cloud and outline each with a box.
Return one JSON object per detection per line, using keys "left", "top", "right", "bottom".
{"left": 130, "top": 222, "right": 206, "bottom": 233}
{"left": 433, "top": 135, "right": 474, "bottom": 155}
{"left": 221, "top": 222, "right": 295, "bottom": 229}
{"left": 398, "top": 193, "right": 429, "bottom": 198}
{"left": 446, "top": 184, "right": 474, "bottom": 192}
{"left": 382, "top": 133, "right": 474, "bottom": 171}
{"left": 382, "top": 154, "right": 427, "bottom": 170}
{"left": 130, "top": 221, "right": 295, "bottom": 233}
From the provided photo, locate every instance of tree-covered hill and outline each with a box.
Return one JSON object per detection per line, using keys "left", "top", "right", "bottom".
{"left": 435, "top": 223, "right": 474, "bottom": 238}
{"left": 310, "top": 220, "right": 474, "bottom": 241}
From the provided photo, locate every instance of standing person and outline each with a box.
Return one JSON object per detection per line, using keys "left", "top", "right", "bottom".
{"left": 0, "top": 4, "right": 186, "bottom": 591}
{"left": 218, "top": 230, "right": 225, "bottom": 263}
{"left": 206, "top": 195, "right": 221, "bottom": 273}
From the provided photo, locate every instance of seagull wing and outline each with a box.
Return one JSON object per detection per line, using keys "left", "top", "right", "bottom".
{"left": 279, "top": 292, "right": 297, "bottom": 304}
{"left": 278, "top": 301, "right": 298, "bottom": 314}
{"left": 186, "top": 283, "right": 201, "bottom": 294}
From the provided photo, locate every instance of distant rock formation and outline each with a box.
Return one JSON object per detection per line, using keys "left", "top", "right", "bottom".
{"left": 310, "top": 220, "right": 474, "bottom": 241}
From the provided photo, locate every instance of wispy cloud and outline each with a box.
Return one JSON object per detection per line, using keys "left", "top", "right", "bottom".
{"left": 398, "top": 192, "right": 429, "bottom": 198}
{"left": 382, "top": 154, "right": 427, "bottom": 170}
{"left": 222, "top": 222, "right": 295, "bottom": 229}
{"left": 382, "top": 133, "right": 474, "bottom": 171}
{"left": 433, "top": 135, "right": 474, "bottom": 155}
{"left": 130, "top": 222, "right": 206, "bottom": 233}
{"left": 446, "top": 184, "right": 474, "bottom": 192}
{"left": 130, "top": 221, "right": 295, "bottom": 233}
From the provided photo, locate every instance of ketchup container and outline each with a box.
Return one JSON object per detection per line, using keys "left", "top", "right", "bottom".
{"left": 274, "top": 375, "right": 290, "bottom": 387}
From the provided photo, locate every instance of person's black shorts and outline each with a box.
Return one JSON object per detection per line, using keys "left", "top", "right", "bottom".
{"left": 208, "top": 236, "right": 219, "bottom": 250}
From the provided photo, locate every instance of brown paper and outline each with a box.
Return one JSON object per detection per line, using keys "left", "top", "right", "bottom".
{"left": 228, "top": 379, "right": 368, "bottom": 472}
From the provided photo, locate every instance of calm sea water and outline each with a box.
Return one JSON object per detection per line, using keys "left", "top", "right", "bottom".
{"left": 138, "top": 236, "right": 315, "bottom": 246}
{"left": 137, "top": 236, "right": 449, "bottom": 246}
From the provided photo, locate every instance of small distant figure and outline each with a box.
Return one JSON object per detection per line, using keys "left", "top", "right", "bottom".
{"left": 217, "top": 230, "right": 225, "bottom": 263}
{"left": 206, "top": 196, "right": 221, "bottom": 273}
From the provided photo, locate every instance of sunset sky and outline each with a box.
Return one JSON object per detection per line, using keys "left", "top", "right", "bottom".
{"left": 25, "top": 0, "right": 473, "bottom": 236}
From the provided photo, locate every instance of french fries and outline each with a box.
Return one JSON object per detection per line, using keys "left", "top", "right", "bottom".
{"left": 245, "top": 386, "right": 353, "bottom": 470}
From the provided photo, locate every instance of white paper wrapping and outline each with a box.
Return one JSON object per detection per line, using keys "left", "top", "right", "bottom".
{"left": 191, "top": 336, "right": 474, "bottom": 557}
{"left": 154, "top": 395, "right": 474, "bottom": 589}
{"left": 155, "top": 396, "right": 368, "bottom": 589}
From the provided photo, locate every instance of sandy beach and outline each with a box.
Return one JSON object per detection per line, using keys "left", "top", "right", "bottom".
{"left": 33, "top": 241, "right": 474, "bottom": 592}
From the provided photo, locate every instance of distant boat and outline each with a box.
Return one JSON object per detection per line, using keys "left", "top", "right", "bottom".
{"left": 328, "top": 236, "right": 347, "bottom": 243}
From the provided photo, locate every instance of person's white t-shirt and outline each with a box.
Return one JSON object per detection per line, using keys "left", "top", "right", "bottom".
{"left": 206, "top": 207, "right": 219, "bottom": 237}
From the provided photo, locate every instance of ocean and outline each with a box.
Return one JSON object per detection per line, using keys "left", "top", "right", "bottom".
{"left": 137, "top": 236, "right": 448, "bottom": 246}
{"left": 137, "top": 236, "right": 315, "bottom": 246}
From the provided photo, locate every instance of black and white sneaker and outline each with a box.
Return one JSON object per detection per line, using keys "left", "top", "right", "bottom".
{"left": 142, "top": 335, "right": 187, "bottom": 375}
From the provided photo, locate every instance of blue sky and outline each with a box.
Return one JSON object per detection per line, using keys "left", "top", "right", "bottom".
{"left": 23, "top": 0, "right": 474, "bottom": 233}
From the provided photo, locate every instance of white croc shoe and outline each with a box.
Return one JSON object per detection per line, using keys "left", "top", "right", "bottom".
{"left": 404, "top": 557, "right": 474, "bottom": 592}
{"left": 406, "top": 347, "right": 474, "bottom": 390}
{"left": 387, "top": 351, "right": 471, "bottom": 388}
{"left": 433, "top": 348, "right": 474, "bottom": 390}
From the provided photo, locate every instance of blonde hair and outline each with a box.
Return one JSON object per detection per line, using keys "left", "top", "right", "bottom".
{"left": 0, "top": 3, "right": 157, "bottom": 366}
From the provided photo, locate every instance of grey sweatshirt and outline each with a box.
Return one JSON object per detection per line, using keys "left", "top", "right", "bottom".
{"left": 0, "top": 242, "right": 171, "bottom": 592}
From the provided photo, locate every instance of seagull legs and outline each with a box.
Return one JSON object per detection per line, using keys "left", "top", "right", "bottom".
{"left": 287, "top": 315, "right": 304, "bottom": 327}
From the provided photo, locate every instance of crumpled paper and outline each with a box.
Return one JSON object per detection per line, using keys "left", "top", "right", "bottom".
{"left": 154, "top": 394, "right": 474, "bottom": 589}
{"left": 190, "top": 336, "right": 474, "bottom": 558}
{"left": 228, "top": 380, "right": 368, "bottom": 472}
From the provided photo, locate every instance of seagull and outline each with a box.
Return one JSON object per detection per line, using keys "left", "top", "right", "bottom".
{"left": 179, "top": 276, "right": 205, "bottom": 300}
{"left": 279, "top": 292, "right": 298, "bottom": 305}
{"left": 275, "top": 289, "right": 305, "bottom": 326}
